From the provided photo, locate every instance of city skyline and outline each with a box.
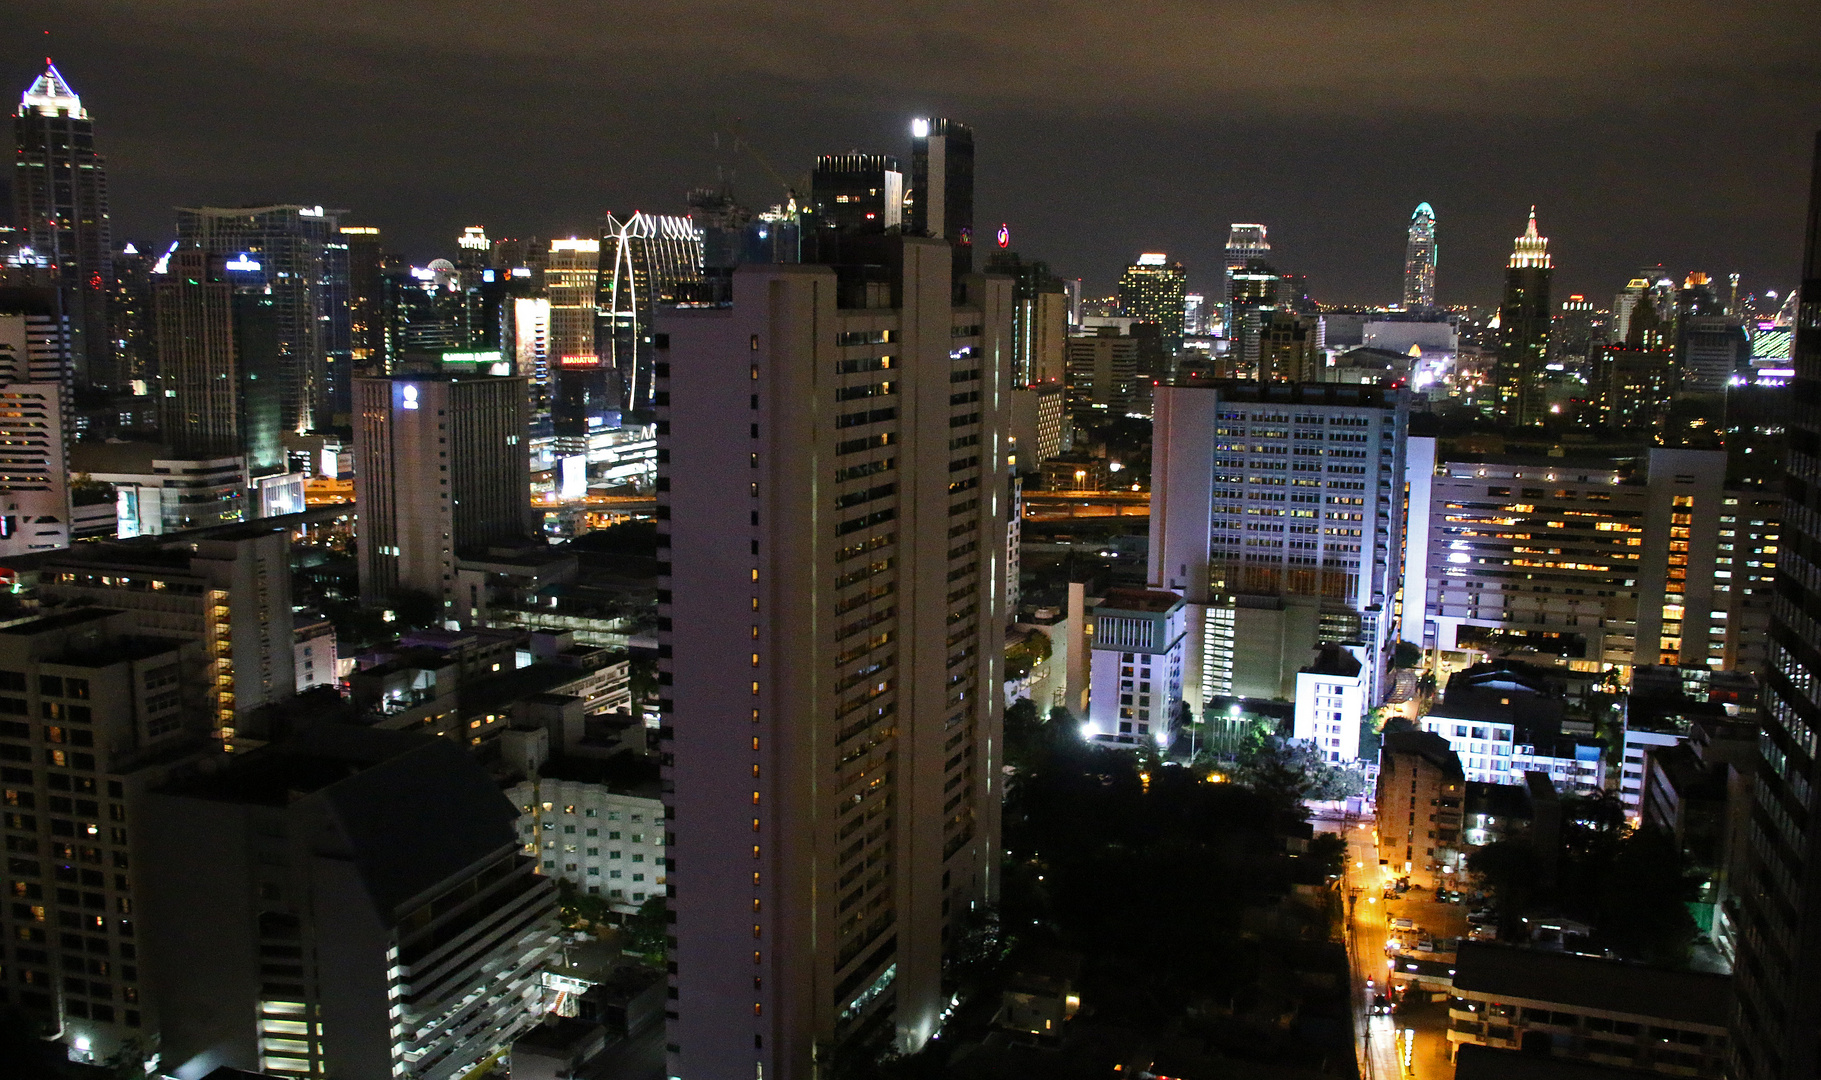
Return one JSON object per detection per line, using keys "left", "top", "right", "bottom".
{"left": 4, "top": 0, "right": 1818, "bottom": 305}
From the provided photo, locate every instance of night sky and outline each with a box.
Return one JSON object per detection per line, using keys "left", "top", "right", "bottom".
{"left": 9, "top": 1, "right": 1821, "bottom": 306}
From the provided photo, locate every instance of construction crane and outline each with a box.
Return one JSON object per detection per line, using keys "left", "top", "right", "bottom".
{"left": 715, "top": 121, "right": 810, "bottom": 205}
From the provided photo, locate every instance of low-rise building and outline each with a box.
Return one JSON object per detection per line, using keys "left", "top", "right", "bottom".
{"left": 1085, "top": 588, "right": 1186, "bottom": 747}
{"left": 1293, "top": 643, "right": 1368, "bottom": 763}
{"left": 1419, "top": 662, "right": 1604, "bottom": 791}
{"left": 1376, "top": 730, "right": 1465, "bottom": 887}
{"left": 505, "top": 753, "right": 666, "bottom": 916}
{"left": 293, "top": 612, "right": 337, "bottom": 693}
{"left": 1446, "top": 942, "right": 1731, "bottom": 1076}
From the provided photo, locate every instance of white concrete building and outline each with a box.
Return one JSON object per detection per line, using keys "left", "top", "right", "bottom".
{"left": 1086, "top": 588, "right": 1186, "bottom": 747}
{"left": 1293, "top": 644, "right": 1368, "bottom": 763}
{"left": 507, "top": 769, "right": 666, "bottom": 913}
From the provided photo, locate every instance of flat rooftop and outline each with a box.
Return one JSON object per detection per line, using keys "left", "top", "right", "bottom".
{"left": 1452, "top": 942, "right": 1731, "bottom": 1027}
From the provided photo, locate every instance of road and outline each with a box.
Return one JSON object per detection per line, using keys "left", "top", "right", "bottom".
{"left": 1325, "top": 808, "right": 1459, "bottom": 1080}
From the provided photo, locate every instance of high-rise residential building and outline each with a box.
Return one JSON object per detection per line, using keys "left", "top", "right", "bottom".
{"left": 353, "top": 373, "right": 532, "bottom": 613}
{"left": 1149, "top": 381, "right": 1408, "bottom": 720}
{"left": 597, "top": 212, "right": 704, "bottom": 414}
{"left": 153, "top": 250, "right": 285, "bottom": 471}
{"left": 909, "top": 117, "right": 976, "bottom": 284}
{"left": 1496, "top": 208, "right": 1553, "bottom": 425}
{"left": 12, "top": 63, "right": 112, "bottom": 389}
{"left": 545, "top": 238, "right": 603, "bottom": 435}
{"left": 1731, "top": 130, "right": 1821, "bottom": 1080}
{"left": 513, "top": 296, "right": 553, "bottom": 428}
{"left": 1083, "top": 588, "right": 1187, "bottom": 746}
{"left": 109, "top": 242, "right": 156, "bottom": 387}
{"left": 141, "top": 725, "right": 560, "bottom": 1080}
{"left": 1402, "top": 443, "right": 1780, "bottom": 675}
{"left": 1403, "top": 202, "right": 1437, "bottom": 309}
{"left": 0, "top": 305, "right": 71, "bottom": 555}
{"left": 176, "top": 205, "right": 346, "bottom": 433}
{"left": 656, "top": 236, "right": 1010, "bottom": 1076}
{"left": 1118, "top": 253, "right": 1188, "bottom": 354}
{"left": 0, "top": 608, "right": 216, "bottom": 1065}
{"left": 29, "top": 522, "right": 299, "bottom": 736}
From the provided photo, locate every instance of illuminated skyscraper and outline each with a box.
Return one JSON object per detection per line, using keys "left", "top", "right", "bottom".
{"left": 1731, "top": 129, "right": 1821, "bottom": 1080}
{"left": 1495, "top": 208, "right": 1553, "bottom": 425}
{"left": 596, "top": 212, "right": 703, "bottom": 413}
{"left": 110, "top": 241, "right": 155, "bottom": 386}
{"left": 340, "top": 225, "right": 387, "bottom": 374}
{"left": 811, "top": 154, "right": 904, "bottom": 233}
{"left": 546, "top": 237, "right": 604, "bottom": 434}
{"left": 153, "top": 249, "right": 284, "bottom": 471}
{"left": 12, "top": 62, "right": 112, "bottom": 387}
{"left": 1118, "top": 253, "right": 1188, "bottom": 354}
{"left": 1403, "top": 202, "right": 1437, "bottom": 309}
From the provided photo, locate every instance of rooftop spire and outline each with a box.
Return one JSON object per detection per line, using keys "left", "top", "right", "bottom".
{"left": 19, "top": 60, "right": 85, "bottom": 119}
{"left": 1510, "top": 207, "right": 1550, "bottom": 270}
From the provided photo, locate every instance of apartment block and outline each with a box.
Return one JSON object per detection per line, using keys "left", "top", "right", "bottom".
{"left": 1083, "top": 588, "right": 1186, "bottom": 747}
{"left": 0, "top": 609, "right": 214, "bottom": 1064}
{"left": 656, "top": 238, "right": 1010, "bottom": 1077}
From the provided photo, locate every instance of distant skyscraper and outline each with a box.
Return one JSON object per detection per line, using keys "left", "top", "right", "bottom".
{"left": 13, "top": 62, "right": 112, "bottom": 388}
{"left": 1118, "top": 253, "right": 1188, "bottom": 354}
{"left": 1731, "top": 129, "right": 1821, "bottom": 1080}
{"left": 1495, "top": 208, "right": 1553, "bottom": 425}
{"left": 153, "top": 249, "right": 285, "bottom": 471}
{"left": 176, "top": 205, "right": 346, "bottom": 433}
{"left": 596, "top": 212, "right": 704, "bottom": 413}
{"left": 1224, "top": 223, "right": 1269, "bottom": 325}
{"left": 657, "top": 237, "right": 1010, "bottom": 1077}
{"left": 545, "top": 237, "right": 602, "bottom": 434}
{"left": 1403, "top": 202, "right": 1437, "bottom": 309}
{"left": 340, "top": 225, "right": 387, "bottom": 373}
{"left": 353, "top": 374, "right": 531, "bottom": 614}
{"left": 811, "top": 154, "right": 904, "bottom": 233}
{"left": 910, "top": 117, "right": 975, "bottom": 283}
{"left": 109, "top": 241, "right": 155, "bottom": 386}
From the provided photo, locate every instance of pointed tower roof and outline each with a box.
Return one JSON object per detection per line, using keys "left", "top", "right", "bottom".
{"left": 20, "top": 60, "right": 85, "bottom": 120}
{"left": 1509, "top": 207, "right": 1551, "bottom": 270}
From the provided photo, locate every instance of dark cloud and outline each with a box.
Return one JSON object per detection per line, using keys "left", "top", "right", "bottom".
{"left": 7, "top": 0, "right": 1819, "bottom": 303}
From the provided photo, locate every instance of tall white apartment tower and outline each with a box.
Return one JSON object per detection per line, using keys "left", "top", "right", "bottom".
{"left": 657, "top": 237, "right": 1011, "bottom": 1078}
{"left": 1150, "top": 381, "right": 1409, "bottom": 712}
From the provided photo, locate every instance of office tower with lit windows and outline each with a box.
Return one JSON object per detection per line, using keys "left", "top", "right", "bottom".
{"left": 545, "top": 238, "right": 603, "bottom": 434}
{"left": 1403, "top": 444, "right": 1779, "bottom": 675}
{"left": 1149, "top": 381, "right": 1408, "bottom": 721}
{"left": 12, "top": 63, "right": 112, "bottom": 389}
{"left": 141, "top": 725, "right": 560, "bottom": 1080}
{"left": 0, "top": 608, "right": 215, "bottom": 1066}
{"left": 656, "top": 235, "right": 1010, "bottom": 1077}
{"left": 812, "top": 155, "right": 904, "bottom": 234}
{"left": 1731, "top": 130, "right": 1821, "bottom": 1080}
{"left": 1495, "top": 208, "right": 1553, "bottom": 425}
{"left": 1224, "top": 224, "right": 1270, "bottom": 329}
{"left": 1550, "top": 293, "right": 1597, "bottom": 371}
{"left": 1403, "top": 203, "right": 1437, "bottom": 309}
{"left": 1118, "top": 253, "right": 1188, "bottom": 354}
{"left": 340, "top": 225, "right": 387, "bottom": 374}
{"left": 597, "top": 213, "right": 704, "bottom": 413}
{"left": 353, "top": 373, "right": 532, "bottom": 613}
{"left": 176, "top": 205, "right": 345, "bottom": 433}
{"left": 909, "top": 117, "right": 976, "bottom": 283}
{"left": 153, "top": 249, "right": 284, "bottom": 471}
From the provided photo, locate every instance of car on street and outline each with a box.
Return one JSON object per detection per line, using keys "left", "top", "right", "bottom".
{"left": 1371, "top": 994, "right": 1391, "bottom": 1014}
